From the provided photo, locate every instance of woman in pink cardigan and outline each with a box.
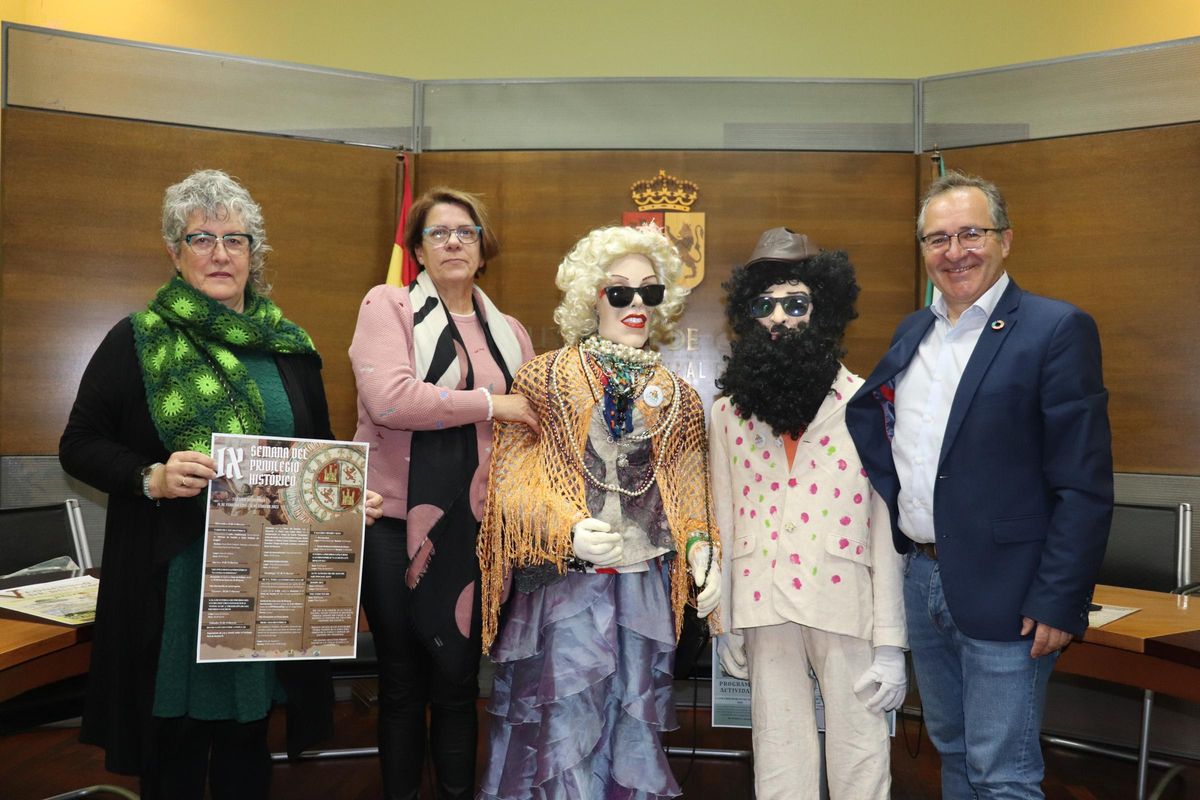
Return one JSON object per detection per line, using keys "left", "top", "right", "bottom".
{"left": 349, "top": 187, "right": 537, "bottom": 800}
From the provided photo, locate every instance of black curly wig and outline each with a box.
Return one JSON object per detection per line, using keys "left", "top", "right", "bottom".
{"left": 715, "top": 251, "right": 860, "bottom": 438}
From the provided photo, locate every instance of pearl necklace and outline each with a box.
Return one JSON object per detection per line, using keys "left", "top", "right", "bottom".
{"left": 549, "top": 345, "right": 681, "bottom": 498}
{"left": 579, "top": 335, "right": 662, "bottom": 367}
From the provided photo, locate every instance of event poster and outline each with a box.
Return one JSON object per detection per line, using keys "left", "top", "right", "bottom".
{"left": 197, "top": 433, "right": 368, "bottom": 662}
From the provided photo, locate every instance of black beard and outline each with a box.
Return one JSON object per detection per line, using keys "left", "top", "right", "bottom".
{"left": 715, "top": 323, "right": 843, "bottom": 438}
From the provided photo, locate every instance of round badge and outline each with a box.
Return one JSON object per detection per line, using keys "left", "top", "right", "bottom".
{"left": 991, "top": 319, "right": 1005, "bottom": 330}
{"left": 643, "top": 384, "right": 664, "bottom": 407}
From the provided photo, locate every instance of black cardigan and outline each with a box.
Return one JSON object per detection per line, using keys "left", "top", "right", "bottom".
{"left": 59, "top": 317, "right": 336, "bottom": 775}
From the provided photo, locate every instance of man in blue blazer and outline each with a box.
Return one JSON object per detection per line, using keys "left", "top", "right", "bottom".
{"left": 846, "top": 171, "right": 1112, "bottom": 799}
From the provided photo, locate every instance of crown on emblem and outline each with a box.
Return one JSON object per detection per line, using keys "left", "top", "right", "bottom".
{"left": 630, "top": 170, "right": 699, "bottom": 212}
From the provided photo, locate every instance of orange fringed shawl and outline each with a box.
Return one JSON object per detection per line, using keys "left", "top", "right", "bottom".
{"left": 478, "top": 345, "right": 721, "bottom": 653}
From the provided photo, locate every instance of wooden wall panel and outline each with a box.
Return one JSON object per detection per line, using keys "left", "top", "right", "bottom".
{"left": 932, "top": 123, "right": 1200, "bottom": 475}
{"left": 415, "top": 150, "right": 922, "bottom": 410}
{"left": 1, "top": 108, "right": 399, "bottom": 452}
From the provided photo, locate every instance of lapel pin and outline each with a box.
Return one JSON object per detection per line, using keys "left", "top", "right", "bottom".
{"left": 991, "top": 320, "right": 1005, "bottom": 331}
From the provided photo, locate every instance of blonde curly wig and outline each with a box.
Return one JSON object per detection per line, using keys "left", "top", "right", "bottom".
{"left": 553, "top": 224, "right": 688, "bottom": 347}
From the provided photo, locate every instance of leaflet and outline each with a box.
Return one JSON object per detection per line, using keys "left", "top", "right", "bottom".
{"left": 197, "top": 433, "right": 368, "bottom": 662}
{"left": 0, "top": 574, "right": 98, "bottom": 625}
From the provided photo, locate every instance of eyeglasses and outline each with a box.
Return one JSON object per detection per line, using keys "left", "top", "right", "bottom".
{"left": 917, "top": 227, "right": 1005, "bottom": 252}
{"left": 183, "top": 232, "right": 253, "bottom": 256}
{"left": 422, "top": 225, "right": 482, "bottom": 245}
{"left": 602, "top": 284, "right": 666, "bottom": 308}
{"left": 749, "top": 294, "right": 811, "bottom": 319}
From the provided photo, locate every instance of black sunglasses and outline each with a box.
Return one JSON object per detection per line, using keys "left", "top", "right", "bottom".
{"left": 602, "top": 284, "right": 666, "bottom": 308}
{"left": 749, "top": 294, "right": 811, "bottom": 319}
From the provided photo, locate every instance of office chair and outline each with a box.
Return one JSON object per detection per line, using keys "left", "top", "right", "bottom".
{"left": 1043, "top": 501, "right": 1193, "bottom": 800}
{"left": 0, "top": 499, "right": 92, "bottom": 576}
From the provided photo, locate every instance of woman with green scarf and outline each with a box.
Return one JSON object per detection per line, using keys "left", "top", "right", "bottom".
{"left": 60, "top": 169, "right": 381, "bottom": 800}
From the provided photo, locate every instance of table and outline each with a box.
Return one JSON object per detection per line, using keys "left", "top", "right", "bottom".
{"left": 1058, "top": 585, "right": 1200, "bottom": 703}
{"left": 1054, "top": 585, "right": 1200, "bottom": 799}
{"left": 0, "top": 612, "right": 92, "bottom": 703}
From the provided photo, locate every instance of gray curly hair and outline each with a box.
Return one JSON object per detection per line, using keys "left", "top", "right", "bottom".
{"left": 162, "top": 169, "right": 272, "bottom": 294}
{"left": 553, "top": 224, "right": 687, "bottom": 347}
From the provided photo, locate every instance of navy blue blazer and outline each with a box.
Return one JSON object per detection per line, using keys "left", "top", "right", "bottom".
{"left": 846, "top": 279, "right": 1113, "bottom": 640}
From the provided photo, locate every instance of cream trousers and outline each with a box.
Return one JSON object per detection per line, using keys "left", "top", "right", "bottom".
{"left": 744, "top": 622, "right": 891, "bottom": 799}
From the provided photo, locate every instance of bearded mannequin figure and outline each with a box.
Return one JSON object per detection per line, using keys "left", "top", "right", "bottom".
{"left": 716, "top": 252, "right": 859, "bottom": 438}
{"left": 708, "top": 228, "right": 907, "bottom": 800}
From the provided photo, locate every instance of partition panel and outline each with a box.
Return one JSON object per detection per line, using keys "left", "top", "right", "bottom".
{"left": 0, "top": 108, "right": 399, "bottom": 453}
{"left": 929, "top": 123, "right": 1200, "bottom": 475}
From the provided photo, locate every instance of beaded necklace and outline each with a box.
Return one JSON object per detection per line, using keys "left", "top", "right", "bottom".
{"left": 549, "top": 343, "right": 681, "bottom": 498}
{"left": 579, "top": 336, "right": 658, "bottom": 441}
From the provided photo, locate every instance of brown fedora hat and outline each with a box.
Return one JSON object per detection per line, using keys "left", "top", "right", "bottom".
{"left": 745, "top": 227, "right": 820, "bottom": 267}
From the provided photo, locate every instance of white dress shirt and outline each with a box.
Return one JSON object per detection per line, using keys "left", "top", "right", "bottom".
{"left": 892, "top": 274, "right": 1010, "bottom": 543}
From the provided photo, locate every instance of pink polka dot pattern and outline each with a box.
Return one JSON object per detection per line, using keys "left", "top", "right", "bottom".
{"left": 839, "top": 516, "right": 852, "bottom": 526}
{"left": 792, "top": 578, "right": 803, "bottom": 589}
{"left": 754, "top": 590, "right": 762, "bottom": 601}
{"left": 853, "top": 493, "right": 863, "bottom": 504}
{"left": 789, "top": 553, "right": 801, "bottom": 564}
{"left": 831, "top": 575, "right": 842, "bottom": 584}
{"left": 839, "top": 537, "right": 849, "bottom": 549}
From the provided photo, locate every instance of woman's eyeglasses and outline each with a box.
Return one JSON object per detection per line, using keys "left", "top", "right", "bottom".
{"left": 183, "top": 232, "right": 253, "bottom": 257}
{"left": 602, "top": 284, "right": 666, "bottom": 308}
{"left": 422, "top": 225, "right": 482, "bottom": 245}
{"left": 749, "top": 294, "right": 811, "bottom": 319}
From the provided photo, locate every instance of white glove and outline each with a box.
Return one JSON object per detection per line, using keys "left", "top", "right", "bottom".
{"left": 717, "top": 630, "right": 749, "bottom": 680}
{"left": 687, "top": 542, "right": 721, "bottom": 618}
{"left": 852, "top": 645, "right": 907, "bottom": 713}
{"left": 571, "top": 518, "right": 623, "bottom": 567}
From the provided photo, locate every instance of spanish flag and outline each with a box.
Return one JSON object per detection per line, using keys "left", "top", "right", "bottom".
{"left": 385, "top": 152, "right": 416, "bottom": 287}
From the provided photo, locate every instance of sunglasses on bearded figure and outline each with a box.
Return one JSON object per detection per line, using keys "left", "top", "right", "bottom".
{"left": 601, "top": 284, "right": 666, "bottom": 308}
{"left": 749, "top": 294, "right": 811, "bottom": 319}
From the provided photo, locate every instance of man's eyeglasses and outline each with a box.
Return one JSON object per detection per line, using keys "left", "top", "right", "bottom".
{"left": 917, "top": 227, "right": 1005, "bottom": 253}
{"left": 422, "top": 225, "right": 482, "bottom": 245}
{"left": 749, "top": 294, "right": 811, "bottom": 319}
{"left": 602, "top": 284, "right": 666, "bottom": 308}
{"left": 183, "top": 232, "right": 253, "bottom": 256}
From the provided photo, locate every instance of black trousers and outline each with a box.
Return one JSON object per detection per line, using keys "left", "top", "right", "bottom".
{"left": 362, "top": 515, "right": 479, "bottom": 800}
{"left": 140, "top": 715, "right": 271, "bottom": 800}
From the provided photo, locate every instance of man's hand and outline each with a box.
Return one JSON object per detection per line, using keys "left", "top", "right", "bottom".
{"left": 1021, "top": 617, "right": 1074, "bottom": 658}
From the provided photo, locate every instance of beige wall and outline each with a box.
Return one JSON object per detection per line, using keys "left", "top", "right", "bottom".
{"left": 1, "top": 0, "right": 1199, "bottom": 80}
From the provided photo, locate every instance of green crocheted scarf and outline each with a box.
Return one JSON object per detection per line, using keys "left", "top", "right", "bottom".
{"left": 130, "top": 276, "right": 319, "bottom": 456}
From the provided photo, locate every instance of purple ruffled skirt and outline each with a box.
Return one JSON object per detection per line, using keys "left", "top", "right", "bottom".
{"left": 479, "top": 566, "right": 681, "bottom": 800}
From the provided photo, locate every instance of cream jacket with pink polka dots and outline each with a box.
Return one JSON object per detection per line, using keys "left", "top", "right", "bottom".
{"left": 710, "top": 366, "right": 906, "bottom": 648}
